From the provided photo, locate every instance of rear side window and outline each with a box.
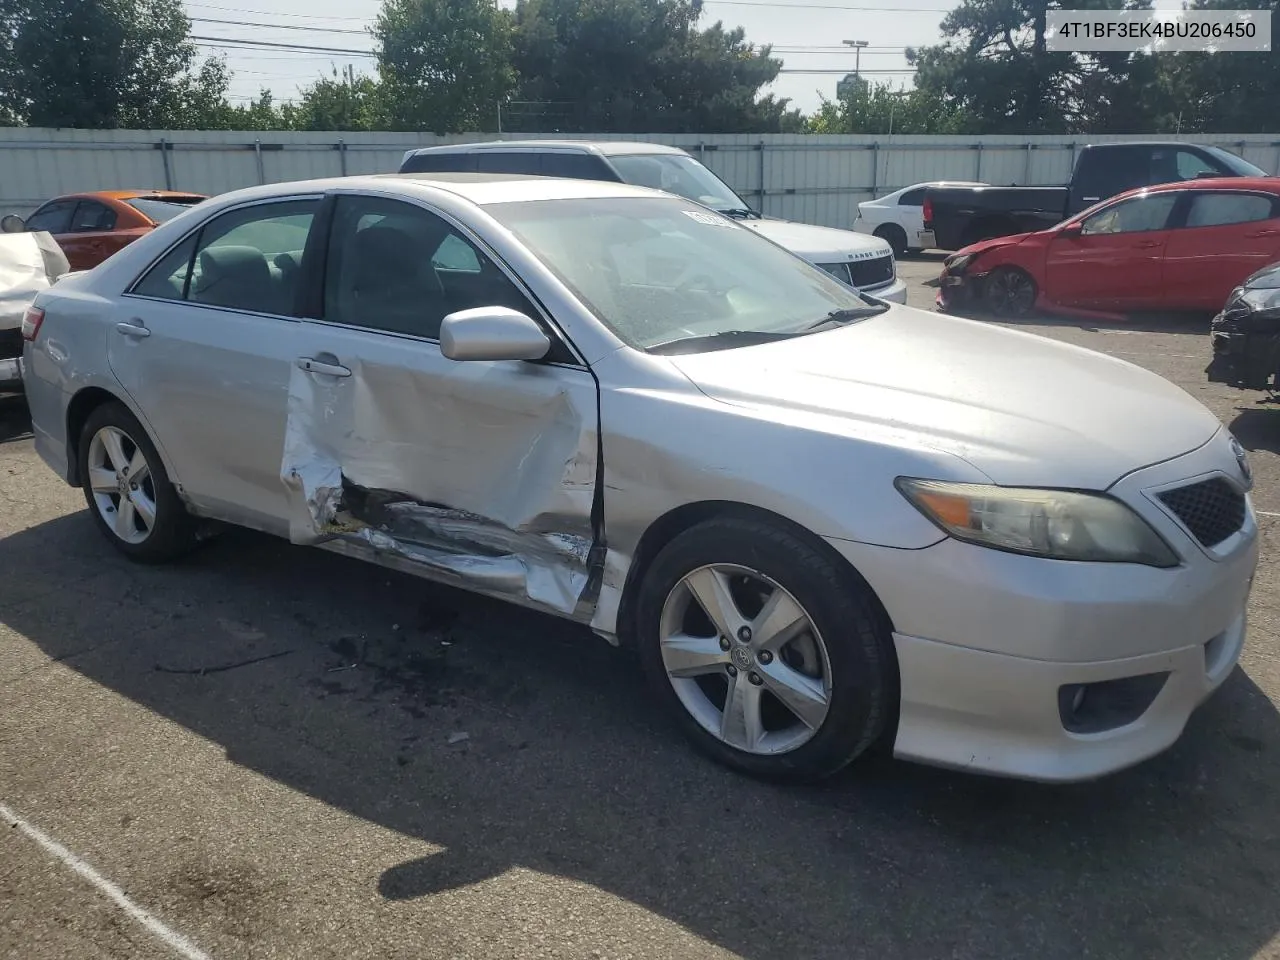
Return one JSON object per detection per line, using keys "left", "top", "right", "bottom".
{"left": 542, "top": 152, "right": 613, "bottom": 180}
{"left": 130, "top": 199, "right": 319, "bottom": 315}
{"left": 400, "top": 152, "right": 476, "bottom": 173}
{"left": 1074, "top": 146, "right": 1149, "bottom": 201}
{"left": 24, "top": 199, "right": 77, "bottom": 234}
{"left": 1185, "top": 192, "right": 1277, "bottom": 228}
{"left": 474, "top": 152, "right": 543, "bottom": 174}
{"left": 70, "top": 201, "right": 117, "bottom": 232}
{"left": 898, "top": 188, "right": 926, "bottom": 206}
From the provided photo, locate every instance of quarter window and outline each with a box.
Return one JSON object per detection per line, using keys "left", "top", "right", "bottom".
{"left": 1080, "top": 194, "right": 1178, "bottom": 236}
{"left": 898, "top": 188, "right": 926, "bottom": 206}
{"left": 1185, "top": 193, "right": 1276, "bottom": 228}
{"left": 70, "top": 201, "right": 117, "bottom": 232}
{"left": 322, "top": 194, "right": 537, "bottom": 340}
{"left": 130, "top": 199, "right": 318, "bottom": 315}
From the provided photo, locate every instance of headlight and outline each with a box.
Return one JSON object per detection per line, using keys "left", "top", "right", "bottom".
{"left": 1241, "top": 286, "right": 1280, "bottom": 312}
{"left": 896, "top": 478, "right": 1179, "bottom": 567}
{"left": 945, "top": 254, "right": 973, "bottom": 273}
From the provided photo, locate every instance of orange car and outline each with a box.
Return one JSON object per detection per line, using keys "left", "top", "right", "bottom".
{"left": 6, "top": 190, "right": 207, "bottom": 271}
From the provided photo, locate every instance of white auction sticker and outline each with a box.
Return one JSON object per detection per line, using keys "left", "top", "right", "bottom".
{"left": 682, "top": 209, "right": 734, "bottom": 227}
{"left": 1046, "top": 10, "right": 1271, "bottom": 52}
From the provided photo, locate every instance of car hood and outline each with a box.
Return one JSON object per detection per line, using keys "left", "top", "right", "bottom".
{"left": 667, "top": 306, "right": 1221, "bottom": 490}
{"left": 952, "top": 232, "right": 1035, "bottom": 260}
{"left": 740, "top": 218, "right": 891, "bottom": 263}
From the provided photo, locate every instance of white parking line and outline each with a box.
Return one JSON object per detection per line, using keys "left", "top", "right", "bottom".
{"left": 0, "top": 801, "right": 213, "bottom": 960}
{"left": 1258, "top": 511, "right": 1280, "bottom": 519}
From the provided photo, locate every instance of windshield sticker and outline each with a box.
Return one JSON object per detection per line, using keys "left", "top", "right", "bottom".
{"left": 682, "top": 210, "right": 733, "bottom": 227}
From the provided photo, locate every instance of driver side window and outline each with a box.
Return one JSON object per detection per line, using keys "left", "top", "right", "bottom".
{"left": 1081, "top": 194, "right": 1178, "bottom": 236}
{"left": 322, "top": 195, "right": 540, "bottom": 341}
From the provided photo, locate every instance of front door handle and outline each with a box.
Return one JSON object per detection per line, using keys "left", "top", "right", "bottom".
{"left": 115, "top": 320, "right": 150, "bottom": 338}
{"left": 296, "top": 356, "right": 351, "bottom": 378}
{"left": 1133, "top": 240, "right": 1163, "bottom": 249}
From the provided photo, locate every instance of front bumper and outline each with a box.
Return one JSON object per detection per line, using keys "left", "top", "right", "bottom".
{"left": 1206, "top": 307, "right": 1280, "bottom": 390}
{"left": 825, "top": 433, "right": 1259, "bottom": 782}
{"left": 864, "top": 277, "right": 907, "bottom": 305}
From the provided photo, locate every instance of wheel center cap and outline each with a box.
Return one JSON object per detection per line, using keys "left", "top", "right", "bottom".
{"left": 731, "top": 646, "right": 754, "bottom": 672}
{"left": 116, "top": 475, "right": 130, "bottom": 498}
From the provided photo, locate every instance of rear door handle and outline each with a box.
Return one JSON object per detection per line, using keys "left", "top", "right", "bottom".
{"left": 1248, "top": 228, "right": 1280, "bottom": 237}
{"left": 296, "top": 356, "right": 351, "bottom": 377}
{"left": 115, "top": 320, "right": 150, "bottom": 338}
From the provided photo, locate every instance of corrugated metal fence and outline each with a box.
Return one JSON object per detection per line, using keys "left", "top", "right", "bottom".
{"left": 3, "top": 128, "right": 1279, "bottom": 228}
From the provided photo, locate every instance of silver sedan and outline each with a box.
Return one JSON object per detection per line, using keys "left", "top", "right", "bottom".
{"left": 21, "top": 172, "right": 1258, "bottom": 783}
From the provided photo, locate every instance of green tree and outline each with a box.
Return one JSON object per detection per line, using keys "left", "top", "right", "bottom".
{"left": 283, "top": 66, "right": 385, "bottom": 131}
{"left": 374, "top": 0, "right": 514, "bottom": 132}
{"left": 509, "top": 0, "right": 798, "bottom": 133}
{"left": 0, "top": 0, "right": 231, "bottom": 128}
{"left": 805, "top": 83, "right": 977, "bottom": 135}
{"left": 909, "top": 0, "right": 1160, "bottom": 134}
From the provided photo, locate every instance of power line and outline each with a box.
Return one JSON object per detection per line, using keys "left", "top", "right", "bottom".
{"left": 191, "top": 15, "right": 369, "bottom": 34}
{"left": 778, "top": 67, "right": 916, "bottom": 73}
{"left": 190, "top": 34, "right": 376, "bottom": 55}
{"left": 185, "top": 1, "right": 374, "bottom": 21}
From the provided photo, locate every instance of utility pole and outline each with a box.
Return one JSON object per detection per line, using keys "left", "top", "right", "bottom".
{"left": 842, "top": 39, "right": 869, "bottom": 79}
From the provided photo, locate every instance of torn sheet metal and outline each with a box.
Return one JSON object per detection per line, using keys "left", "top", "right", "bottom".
{"left": 280, "top": 350, "right": 602, "bottom": 618}
{"left": 0, "top": 232, "right": 69, "bottom": 332}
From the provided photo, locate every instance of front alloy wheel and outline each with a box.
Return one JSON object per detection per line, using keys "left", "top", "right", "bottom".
{"left": 660, "top": 564, "right": 831, "bottom": 755}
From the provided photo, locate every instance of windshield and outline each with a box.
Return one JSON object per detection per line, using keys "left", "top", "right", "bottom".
{"left": 1205, "top": 145, "right": 1267, "bottom": 177}
{"left": 609, "top": 154, "right": 751, "bottom": 215}
{"left": 124, "top": 197, "right": 205, "bottom": 223}
{"left": 488, "top": 196, "right": 881, "bottom": 352}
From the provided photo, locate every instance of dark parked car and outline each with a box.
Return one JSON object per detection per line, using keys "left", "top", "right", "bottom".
{"left": 922, "top": 142, "right": 1269, "bottom": 251}
{"left": 1207, "top": 262, "right": 1280, "bottom": 391}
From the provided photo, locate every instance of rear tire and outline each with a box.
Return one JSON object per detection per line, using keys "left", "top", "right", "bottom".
{"left": 78, "top": 401, "right": 199, "bottom": 563}
{"left": 874, "top": 223, "right": 909, "bottom": 258}
{"left": 635, "top": 516, "right": 894, "bottom": 783}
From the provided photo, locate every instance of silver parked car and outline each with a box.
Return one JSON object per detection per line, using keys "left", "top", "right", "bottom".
{"left": 22, "top": 172, "right": 1258, "bottom": 783}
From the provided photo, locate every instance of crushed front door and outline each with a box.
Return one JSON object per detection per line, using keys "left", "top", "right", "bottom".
{"left": 281, "top": 320, "right": 603, "bottom": 619}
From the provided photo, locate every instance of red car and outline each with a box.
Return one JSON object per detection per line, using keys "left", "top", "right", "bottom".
{"left": 6, "top": 190, "right": 207, "bottom": 271}
{"left": 936, "top": 177, "right": 1280, "bottom": 321}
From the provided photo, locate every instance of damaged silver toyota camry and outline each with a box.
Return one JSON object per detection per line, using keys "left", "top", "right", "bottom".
{"left": 22, "top": 173, "right": 1258, "bottom": 784}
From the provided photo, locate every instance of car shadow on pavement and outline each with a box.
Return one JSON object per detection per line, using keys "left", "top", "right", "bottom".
{"left": 1231, "top": 406, "right": 1280, "bottom": 456}
{"left": 0, "top": 396, "right": 32, "bottom": 444}
{"left": 4, "top": 514, "right": 1280, "bottom": 960}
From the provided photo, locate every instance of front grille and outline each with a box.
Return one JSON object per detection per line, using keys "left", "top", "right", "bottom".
{"left": 1158, "top": 477, "right": 1246, "bottom": 548}
{"left": 849, "top": 254, "right": 894, "bottom": 289}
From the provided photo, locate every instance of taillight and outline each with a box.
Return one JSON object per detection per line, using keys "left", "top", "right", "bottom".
{"left": 922, "top": 196, "right": 933, "bottom": 225}
{"left": 20, "top": 305, "right": 45, "bottom": 341}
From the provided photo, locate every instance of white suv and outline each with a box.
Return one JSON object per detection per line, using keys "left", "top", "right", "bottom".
{"left": 401, "top": 140, "right": 908, "bottom": 303}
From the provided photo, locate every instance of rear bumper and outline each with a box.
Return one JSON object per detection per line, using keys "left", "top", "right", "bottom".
{"left": 0, "top": 329, "right": 22, "bottom": 392}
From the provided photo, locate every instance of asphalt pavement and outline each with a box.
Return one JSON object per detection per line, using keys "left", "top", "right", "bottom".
{"left": 3, "top": 257, "right": 1280, "bottom": 960}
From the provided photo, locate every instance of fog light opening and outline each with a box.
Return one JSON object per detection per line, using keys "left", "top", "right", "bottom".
{"left": 1058, "top": 673, "right": 1170, "bottom": 735}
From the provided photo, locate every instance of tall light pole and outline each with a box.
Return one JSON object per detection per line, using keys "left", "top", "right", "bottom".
{"left": 842, "top": 39, "right": 869, "bottom": 79}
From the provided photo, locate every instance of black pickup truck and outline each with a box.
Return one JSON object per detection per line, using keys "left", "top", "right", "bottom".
{"left": 922, "top": 141, "right": 1269, "bottom": 251}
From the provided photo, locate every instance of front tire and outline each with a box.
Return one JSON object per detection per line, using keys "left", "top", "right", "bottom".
{"left": 636, "top": 517, "right": 894, "bottom": 782}
{"left": 983, "top": 266, "right": 1038, "bottom": 318}
{"left": 78, "top": 401, "right": 198, "bottom": 563}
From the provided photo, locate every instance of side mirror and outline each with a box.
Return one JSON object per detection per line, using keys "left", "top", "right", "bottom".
{"left": 0, "top": 215, "right": 25, "bottom": 233}
{"left": 439, "top": 307, "right": 551, "bottom": 362}
{"left": 1059, "top": 222, "right": 1083, "bottom": 238}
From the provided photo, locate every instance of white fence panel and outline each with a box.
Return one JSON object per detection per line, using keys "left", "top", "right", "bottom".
{"left": 2, "top": 128, "right": 1278, "bottom": 228}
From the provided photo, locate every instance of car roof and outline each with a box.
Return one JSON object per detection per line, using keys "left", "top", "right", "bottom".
{"left": 1135, "top": 177, "right": 1280, "bottom": 196}
{"left": 54, "top": 190, "right": 208, "bottom": 202}
{"left": 403, "top": 139, "right": 685, "bottom": 158}
{"left": 195, "top": 171, "right": 672, "bottom": 210}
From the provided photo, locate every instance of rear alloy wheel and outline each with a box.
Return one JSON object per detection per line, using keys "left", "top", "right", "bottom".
{"left": 983, "top": 266, "right": 1038, "bottom": 318}
{"left": 78, "top": 402, "right": 198, "bottom": 563}
{"left": 874, "top": 224, "right": 909, "bottom": 258}
{"left": 636, "top": 517, "right": 893, "bottom": 782}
